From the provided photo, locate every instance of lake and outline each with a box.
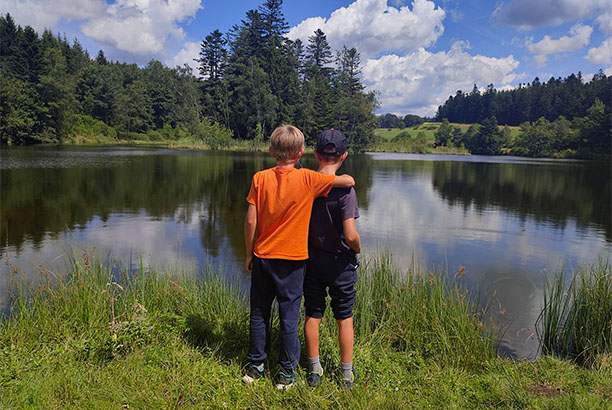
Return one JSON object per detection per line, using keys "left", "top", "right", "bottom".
{"left": 1, "top": 146, "right": 610, "bottom": 358}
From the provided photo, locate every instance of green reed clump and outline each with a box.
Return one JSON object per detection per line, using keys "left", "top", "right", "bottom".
{"left": 1, "top": 248, "right": 248, "bottom": 364}
{"left": 537, "top": 258, "right": 612, "bottom": 366}
{"left": 353, "top": 251, "right": 497, "bottom": 369}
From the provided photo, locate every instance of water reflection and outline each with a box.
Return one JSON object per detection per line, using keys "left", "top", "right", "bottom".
{"left": 1, "top": 147, "right": 610, "bottom": 358}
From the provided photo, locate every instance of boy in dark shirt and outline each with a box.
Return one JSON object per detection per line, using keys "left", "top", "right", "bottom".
{"left": 304, "top": 129, "right": 361, "bottom": 389}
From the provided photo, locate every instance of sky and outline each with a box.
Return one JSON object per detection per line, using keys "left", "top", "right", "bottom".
{"left": 1, "top": 0, "right": 611, "bottom": 116}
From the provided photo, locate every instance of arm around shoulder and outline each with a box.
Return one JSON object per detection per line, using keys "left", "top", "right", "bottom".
{"left": 333, "top": 174, "right": 355, "bottom": 188}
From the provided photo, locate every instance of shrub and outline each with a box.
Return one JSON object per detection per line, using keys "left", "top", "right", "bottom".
{"left": 68, "top": 114, "right": 118, "bottom": 140}
{"left": 194, "top": 117, "right": 233, "bottom": 149}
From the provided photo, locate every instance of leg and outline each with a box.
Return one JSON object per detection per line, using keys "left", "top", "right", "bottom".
{"left": 246, "top": 257, "right": 275, "bottom": 364}
{"left": 304, "top": 316, "right": 322, "bottom": 358}
{"left": 269, "top": 259, "right": 306, "bottom": 371}
{"left": 303, "top": 258, "right": 327, "bottom": 359}
{"left": 337, "top": 317, "right": 354, "bottom": 364}
{"left": 328, "top": 255, "right": 358, "bottom": 383}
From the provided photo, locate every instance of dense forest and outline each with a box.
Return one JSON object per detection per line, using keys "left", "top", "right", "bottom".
{"left": 0, "top": 0, "right": 378, "bottom": 151}
{"left": 434, "top": 74, "right": 611, "bottom": 126}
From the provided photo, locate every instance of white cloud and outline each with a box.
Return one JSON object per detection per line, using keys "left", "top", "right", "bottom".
{"left": 0, "top": 0, "right": 105, "bottom": 31}
{"left": 167, "top": 41, "right": 201, "bottom": 75}
{"left": 595, "top": 12, "right": 612, "bottom": 35}
{"left": 586, "top": 37, "right": 612, "bottom": 65}
{"left": 287, "top": 0, "right": 445, "bottom": 59}
{"left": 81, "top": 0, "right": 202, "bottom": 56}
{"left": 361, "top": 42, "right": 519, "bottom": 116}
{"left": 494, "top": 0, "right": 610, "bottom": 31}
{"left": 526, "top": 24, "right": 593, "bottom": 67}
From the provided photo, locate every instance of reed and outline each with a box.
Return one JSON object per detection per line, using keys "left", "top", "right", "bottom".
{"left": 353, "top": 251, "right": 497, "bottom": 369}
{"left": 536, "top": 258, "right": 612, "bottom": 366}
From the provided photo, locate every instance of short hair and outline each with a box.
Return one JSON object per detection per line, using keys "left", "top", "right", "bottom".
{"left": 316, "top": 151, "right": 344, "bottom": 163}
{"left": 269, "top": 125, "right": 304, "bottom": 162}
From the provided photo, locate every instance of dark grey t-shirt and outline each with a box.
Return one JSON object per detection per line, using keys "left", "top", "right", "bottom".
{"left": 308, "top": 187, "right": 359, "bottom": 257}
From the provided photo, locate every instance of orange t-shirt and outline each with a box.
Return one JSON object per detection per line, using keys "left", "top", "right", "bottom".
{"left": 246, "top": 167, "right": 335, "bottom": 260}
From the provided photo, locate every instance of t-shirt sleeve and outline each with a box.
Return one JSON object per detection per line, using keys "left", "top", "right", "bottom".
{"left": 246, "top": 175, "right": 257, "bottom": 205}
{"left": 305, "top": 169, "right": 335, "bottom": 198}
{"left": 339, "top": 187, "right": 359, "bottom": 220}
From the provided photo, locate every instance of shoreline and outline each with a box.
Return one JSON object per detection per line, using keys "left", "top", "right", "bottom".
{"left": 3, "top": 140, "right": 610, "bottom": 161}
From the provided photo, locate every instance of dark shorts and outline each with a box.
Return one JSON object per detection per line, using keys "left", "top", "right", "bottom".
{"left": 304, "top": 249, "right": 358, "bottom": 320}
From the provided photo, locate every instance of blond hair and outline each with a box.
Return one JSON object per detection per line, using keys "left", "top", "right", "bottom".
{"left": 269, "top": 125, "right": 304, "bottom": 162}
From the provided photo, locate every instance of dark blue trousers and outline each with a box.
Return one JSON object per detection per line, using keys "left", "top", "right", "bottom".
{"left": 246, "top": 256, "right": 306, "bottom": 371}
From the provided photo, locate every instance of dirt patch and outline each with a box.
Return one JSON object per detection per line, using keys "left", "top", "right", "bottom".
{"left": 529, "top": 383, "right": 563, "bottom": 398}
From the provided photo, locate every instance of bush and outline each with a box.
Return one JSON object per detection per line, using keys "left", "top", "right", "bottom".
{"left": 68, "top": 114, "right": 118, "bottom": 140}
{"left": 194, "top": 117, "right": 233, "bottom": 149}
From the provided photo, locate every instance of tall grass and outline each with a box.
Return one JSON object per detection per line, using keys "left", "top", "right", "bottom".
{"left": 536, "top": 258, "right": 612, "bottom": 366}
{"left": 2, "top": 248, "right": 249, "bottom": 364}
{"left": 2, "top": 249, "right": 494, "bottom": 367}
{"left": 2, "top": 249, "right": 611, "bottom": 408}
{"left": 354, "top": 251, "right": 496, "bottom": 368}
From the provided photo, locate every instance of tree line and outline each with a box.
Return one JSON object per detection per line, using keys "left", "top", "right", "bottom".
{"left": 432, "top": 98, "right": 609, "bottom": 158}
{"left": 376, "top": 72, "right": 610, "bottom": 157}
{"left": 0, "top": 0, "right": 378, "bottom": 151}
{"left": 434, "top": 73, "right": 611, "bottom": 126}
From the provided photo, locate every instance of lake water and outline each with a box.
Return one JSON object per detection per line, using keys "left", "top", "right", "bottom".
{"left": 1, "top": 146, "right": 610, "bottom": 358}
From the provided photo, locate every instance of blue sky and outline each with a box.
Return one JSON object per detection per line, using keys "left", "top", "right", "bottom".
{"left": 2, "top": 0, "right": 610, "bottom": 116}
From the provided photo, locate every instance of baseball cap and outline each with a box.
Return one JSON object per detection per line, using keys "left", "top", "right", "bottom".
{"left": 315, "top": 129, "right": 347, "bottom": 156}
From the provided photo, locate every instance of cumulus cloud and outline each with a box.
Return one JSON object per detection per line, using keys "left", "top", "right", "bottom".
{"left": 595, "top": 12, "right": 612, "bottom": 35}
{"left": 361, "top": 41, "right": 520, "bottom": 116}
{"left": 0, "top": 0, "right": 105, "bottom": 31}
{"left": 287, "top": 0, "right": 445, "bottom": 58}
{"left": 167, "top": 41, "right": 201, "bottom": 74}
{"left": 526, "top": 24, "right": 593, "bottom": 67}
{"left": 493, "top": 0, "right": 610, "bottom": 31}
{"left": 81, "top": 0, "right": 202, "bottom": 56}
{"left": 586, "top": 37, "right": 612, "bottom": 65}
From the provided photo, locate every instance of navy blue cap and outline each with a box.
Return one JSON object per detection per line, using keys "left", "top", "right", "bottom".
{"left": 315, "top": 129, "right": 347, "bottom": 156}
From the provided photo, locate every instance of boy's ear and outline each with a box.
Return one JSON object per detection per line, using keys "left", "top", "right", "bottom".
{"left": 268, "top": 147, "right": 275, "bottom": 158}
{"left": 340, "top": 152, "right": 348, "bottom": 162}
{"left": 296, "top": 147, "right": 304, "bottom": 159}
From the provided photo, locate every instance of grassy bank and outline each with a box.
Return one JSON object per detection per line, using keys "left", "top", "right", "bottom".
{"left": 1, "top": 251, "right": 610, "bottom": 409}
{"left": 372, "top": 125, "right": 470, "bottom": 155}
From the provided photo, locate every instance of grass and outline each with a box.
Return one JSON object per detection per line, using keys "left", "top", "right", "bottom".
{"left": 372, "top": 126, "right": 469, "bottom": 155}
{"left": 1, "top": 249, "right": 610, "bottom": 409}
{"left": 537, "top": 258, "right": 612, "bottom": 366}
{"left": 374, "top": 124, "right": 522, "bottom": 155}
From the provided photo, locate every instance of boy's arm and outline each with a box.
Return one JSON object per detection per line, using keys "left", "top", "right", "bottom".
{"left": 342, "top": 218, "right": 361, "bottom": 254}
{"left": 333, "top": 174, "right": 355, "bottom": 188}
{"left": 244, "top": 204, "right": 257, "bottom": 272}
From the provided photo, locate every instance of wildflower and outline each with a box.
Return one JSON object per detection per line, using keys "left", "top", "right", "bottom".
{"left": 459, "top": 266, "right": 467, "bottom": 277}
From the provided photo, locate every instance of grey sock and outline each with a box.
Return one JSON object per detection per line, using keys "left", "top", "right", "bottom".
{"left": 308, "top": 356, "right": 323, "bottom": 374}
{"left": 340, "top": 362, "right": 353, "bottom": 380}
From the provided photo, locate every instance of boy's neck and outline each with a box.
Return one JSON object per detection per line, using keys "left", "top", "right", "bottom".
{"left": 318, "top": 163, "right": 339, "bottom": 175}
{"left": 275, "top": 158, "right": 299, "bottom": 168}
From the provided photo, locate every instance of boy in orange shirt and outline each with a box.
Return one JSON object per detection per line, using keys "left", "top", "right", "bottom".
{"left": 243, "top": 125, "right": 355, "bottom": 390}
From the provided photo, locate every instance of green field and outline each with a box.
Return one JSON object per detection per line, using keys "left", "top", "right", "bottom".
{"left": 1, "top": 250, "right": 610, "bottom": 409}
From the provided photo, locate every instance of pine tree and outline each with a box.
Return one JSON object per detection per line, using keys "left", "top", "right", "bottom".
{"left": 197, "top": 29, "right": 227, "bottom": 81}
